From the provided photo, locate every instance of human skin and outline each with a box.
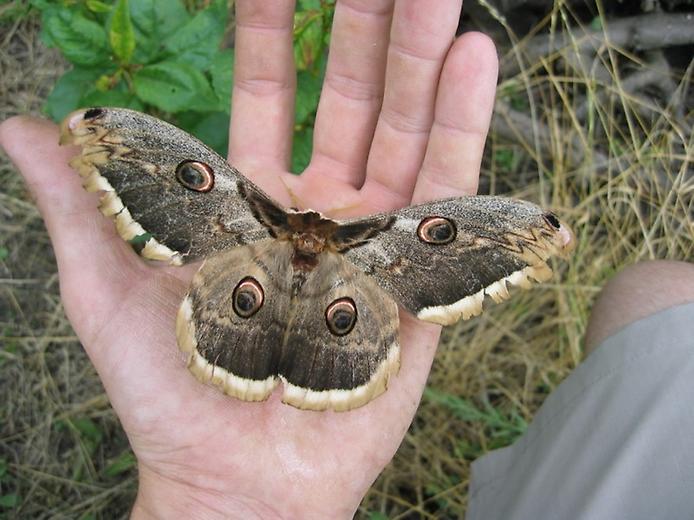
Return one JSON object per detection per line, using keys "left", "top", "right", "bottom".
{"left": 584, "top": 260, "right": 694, "bottom": 355}
{"left": 0, "top": 1, "right": 499, "bottom": 518}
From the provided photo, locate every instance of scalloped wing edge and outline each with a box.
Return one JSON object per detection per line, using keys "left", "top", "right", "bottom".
{"left": 176, "top": 295, "right": 401, "bottom": 412}
{"left": 414, "top": 211, "right": 574, "bottom": 326}
{"left": 61, "top": 111, "right": 183, "bottom": 266}
{"left": 417, "top": 261, "right": 554, "bottom": 326}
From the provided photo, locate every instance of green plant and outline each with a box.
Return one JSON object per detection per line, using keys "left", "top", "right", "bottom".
{"left": 0, "top": 0, "right": 33, "bottom": 23}
{"left": 291, "top": 0, "right": 332, "bottom": 172}
{"left": 0, "top": 457, "right": 19, "bottom": 510}
{"left": 33, "top": 0, "right": 334, "bottom": 170}
{"left": 424, "top": 388, "right": 528, "bottom": 451}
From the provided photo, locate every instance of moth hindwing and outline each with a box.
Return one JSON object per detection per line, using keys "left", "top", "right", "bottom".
{"left": 62, "top": 107, "right": 575, "bottom": 411}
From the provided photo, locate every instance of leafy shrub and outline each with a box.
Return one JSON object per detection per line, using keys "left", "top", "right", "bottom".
{"left": 33, "top": 0, "right": 334, "bottom": 172}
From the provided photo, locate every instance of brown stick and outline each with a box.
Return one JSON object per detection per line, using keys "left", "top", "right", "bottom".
{"left": 493, "top": 0, "right": 584, "bottom": 10}
{"left": 501, "top": 12, "right": 694, "bottom": 78}
{"left": 575, "top": 51, "right": 682, "bottom": 122}
{"left": 492, "top": 100, "right": 609, "bottom": 174}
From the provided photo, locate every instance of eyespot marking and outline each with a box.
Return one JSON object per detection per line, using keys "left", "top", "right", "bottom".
{"left": 83, "top": 107, "right": 104, "bottom": 120}
{"left": 544, "top": 212, "right": 561, "bottom": 229}
{"left": 232, "top": 277, "right": 264, "bottom": 318}
{"left": 417, "top": 216, "right": 456, "bottom": 245}
{"left": 176, "top": 161, "right": 214, "bottom": 192}
{"left": 325, "top": 297, "right": 357, "bottom": 336}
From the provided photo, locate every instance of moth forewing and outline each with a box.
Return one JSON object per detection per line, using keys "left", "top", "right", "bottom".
{"left": 61, "top": 107, "right": 575, "bottom": 411}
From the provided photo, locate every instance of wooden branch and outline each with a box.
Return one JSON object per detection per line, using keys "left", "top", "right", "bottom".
{"left": 575, "top": 51, "right": 682, "bottom": 122}
{"left": 501, "top": 12, "right": 694, "bottom": 78}
{"left": 492, "top": 100, "right": 609, "bottom": 175}
{"left": 492, "top": 0, "right": 584, "bottom": 11}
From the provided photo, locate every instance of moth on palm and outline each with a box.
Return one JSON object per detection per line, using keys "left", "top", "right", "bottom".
{"left": 60, "top": 107, "right": 575, "bottom": 412}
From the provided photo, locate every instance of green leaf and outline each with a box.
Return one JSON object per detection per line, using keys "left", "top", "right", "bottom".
{"left": 210, "top": 50, "right": 233, "bottom": 113}
{"left": 130, "top": 0, "right": 190, "bottom": 64}
{"left": 81, "top": 88, "right": 144, "bottom": 112}
{"left": 298, "top": 0, "right": 322, "bottom": 10}
{"left": 38, "top": 10, "right": 59, "bottom": 48}
{"left": 130, "top": 0, "right": 189, "bottom": 38}
{"left": 292, "top": 126, "right": 313, "bottom": 173}
{"left": 0, "top": 494, "right": 19, "bottom": 508}
{"left": 162, "top": 0, "right": 227, "bottom": 69}
{"left": 295, "top": 70, "right": 322, "bottom": 124}
{"left": 133, "top": 61, "right": 218, "bottom": 112}
{"left": 104, "top": 451, "right": 136, "bottom": 477}
{"left": 42, "top": 9, "right": 111, "bottom": 66}
{"left": 110, "top": 0, "right": 136, "bottom": 64}
{"left": 86, "top": 0, "right": 112, "bottom": 13}
{"left": 590, "top": 16, "right": 603, "bottom": 31}
{"left": 0, "top": 1, "right": 32, "bottom": 22}
{"left": 293, "top": 9, "right": 324, "bottom": 71}
{"left": 0, "top": 338, "right": 18, "bottom": 361}
{"left": 425, "top": 388, "right": 527, "bottom": 446}
{"left": 29, "top": 0, "right": 54, "bottom": 14}
{"left": 0, "top": 247, "right": 8, "bottom": 262}
{"left": 177, "top": 111, "right": 230, "bottom": 156}
{"left": 73, "top": 417, "right": 103, "bottom": 446}
{"left": 44, "top": 67, "right": 103, "bottom": 121}
{"left": 494, "top": 149, "right": 519, "bottom": 172}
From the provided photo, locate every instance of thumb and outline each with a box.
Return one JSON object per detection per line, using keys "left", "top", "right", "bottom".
{"left": 0, "top": 115, "right": 147, "bottom": 337}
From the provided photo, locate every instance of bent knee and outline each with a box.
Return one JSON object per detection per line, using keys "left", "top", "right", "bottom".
{"left": 584, "top": 260, "right": 694, "bottom": 355}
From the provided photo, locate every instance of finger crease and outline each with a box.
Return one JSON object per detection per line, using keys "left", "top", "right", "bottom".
{"left": 236, "top": 20, "right": 294, "bottom": 33}
{"left": 380, "top": 106, "right": 433, "bottom": 135}
{"left": 234, "top": 78, "right": 294, "bottom": 97}
{"left": 389, "top": 41, "right": 444, "bottom": 65}
{"left": 324, "top": 72, "right": 384, "bottom": 102}
{"left": 432, "top": 118, "right": 487, "bottom": 138}
{"left": 340, "top": 0, "right": 394, "bottom": 18}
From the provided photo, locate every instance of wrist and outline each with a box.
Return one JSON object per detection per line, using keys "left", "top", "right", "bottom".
{"left": 131, "top": 463, "right": 360, "bottom": 520}
{"left": 131, "top": 465, "right": 282, "bottom": 520}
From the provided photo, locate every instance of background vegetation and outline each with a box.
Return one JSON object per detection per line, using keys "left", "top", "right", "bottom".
{"left": 1, "top": 0, "right": 692, "bottom": 517}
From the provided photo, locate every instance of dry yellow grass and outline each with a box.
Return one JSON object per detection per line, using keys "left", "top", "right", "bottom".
{"left": 362, "top": 4, "right": 693, "bottom": 517}
{"left": 1, "top": 3, "right": 692, "bottom": 518}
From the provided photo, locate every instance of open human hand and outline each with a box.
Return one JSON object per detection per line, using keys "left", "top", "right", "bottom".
{"left": 0, "top": 1, "right": 498, "bottom": 517}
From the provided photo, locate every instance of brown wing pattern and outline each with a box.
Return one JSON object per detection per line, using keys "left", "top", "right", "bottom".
{"left": 60, "top": 107, "right": 280, "bottom": 264}
{"left": 62, "top": 108, "right": 575, "bottom": 411}
{"left": 343, "top": 196, "right": 575, "bottom": 325}
{"left": 278, "top": 251, "right": 400, "bottom": 411}
{"left": 177, "top": 241, "right": 400, "bottom": 411}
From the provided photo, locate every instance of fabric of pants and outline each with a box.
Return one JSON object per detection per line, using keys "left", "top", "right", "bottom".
{"left": 466, "top": 302, "right": 694, "bottom": 520}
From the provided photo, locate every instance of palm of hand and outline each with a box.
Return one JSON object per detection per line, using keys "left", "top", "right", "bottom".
{"left": 0, "top": 2, "right": 498, "bottom": 517}
{"left": 69, "top": 162, "right": 443, "bottom": 517}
